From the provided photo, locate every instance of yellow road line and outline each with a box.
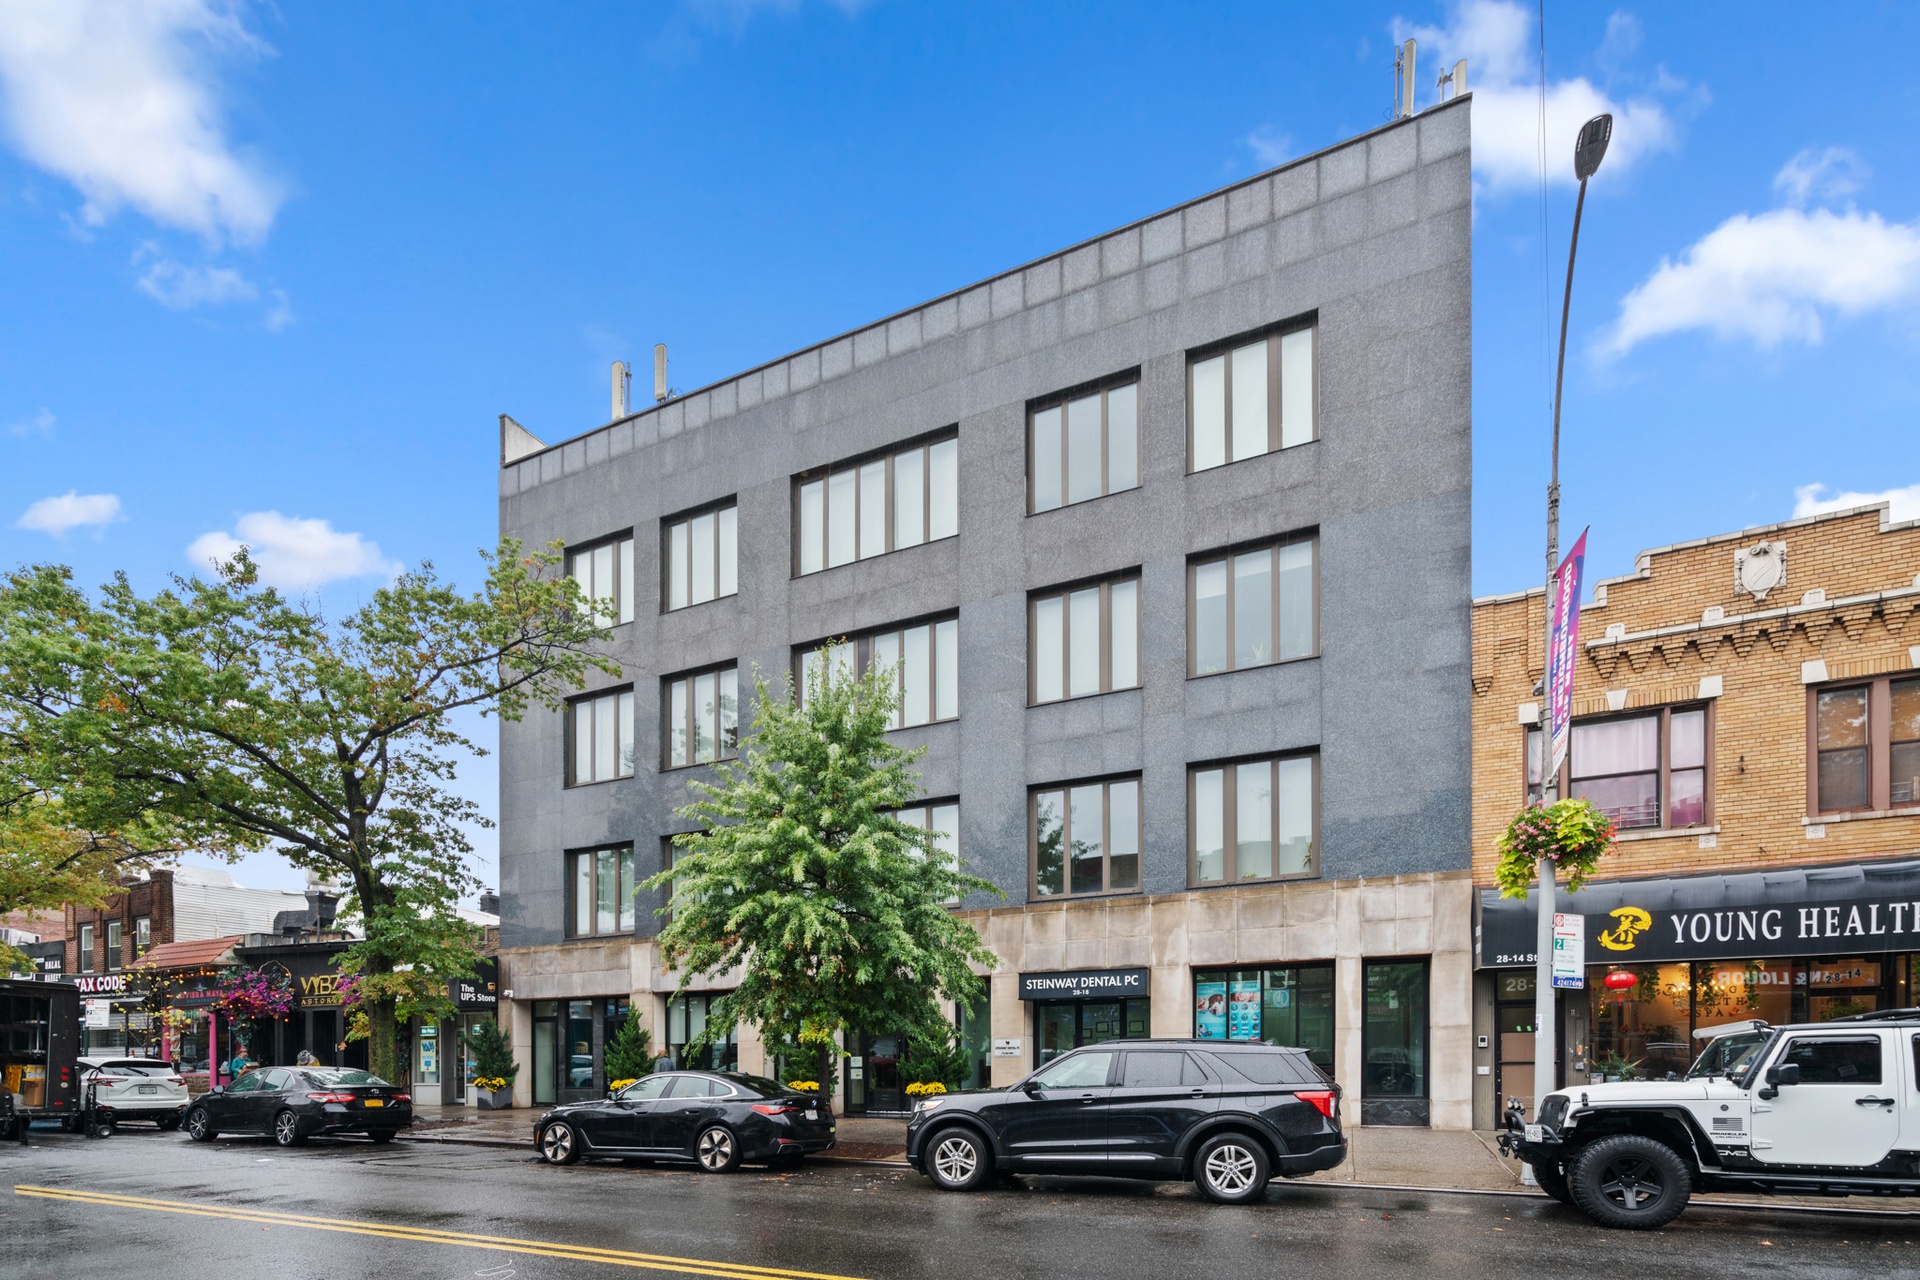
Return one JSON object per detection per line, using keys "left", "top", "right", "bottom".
{"left": 14, "top": 1184, "right": 871, "bottom": 1280}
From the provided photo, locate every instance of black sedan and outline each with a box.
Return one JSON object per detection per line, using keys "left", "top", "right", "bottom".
{"left": 184, "top": 1067, "right": 412, "bottom": 1147}
{"left": 904, "top": 1039, "right": 1346, "bottom": 1203}
{"left": 535, "top": 1071, "right": 835, "bottom": 1171}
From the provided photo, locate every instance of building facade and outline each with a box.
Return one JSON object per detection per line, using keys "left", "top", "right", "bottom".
{"left": 497, "top": 101, "right": 1475, "bottom": 1125}
{"left": 1470, "top": 504, "right": 1920, "bottom": 1128}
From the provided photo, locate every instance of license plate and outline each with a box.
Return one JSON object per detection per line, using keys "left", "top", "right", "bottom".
{"left": 364, "top": 1099, "right": 385, "bottom": 1108}
{"left": 137, "top": 1085, "right": 158, "bottom": 1095}
{"left": 1524, "top": 1124, "right": 1543, "bottom": 1143}
{"left": 805, "top": 1110, "right": 818, "bottom": 1121}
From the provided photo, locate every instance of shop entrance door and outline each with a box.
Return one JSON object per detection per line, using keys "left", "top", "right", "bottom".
{"left": 1033, "top": 998, "right": 1150, "bottom": 1067}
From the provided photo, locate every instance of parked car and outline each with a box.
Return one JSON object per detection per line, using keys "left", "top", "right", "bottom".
{"left": 534, "top": 1070, "right": 836, "bottom": 1171}
{"left": 904, "top": 1039, "right": 1347, "bottom": 1203}
{"left": 76, "top": 1057, "right": 189, "bottom": 1130}
{"left": 183, "top": 1066, "right": 411, "bottom": 1147}
{"left": 1506, "top": 1009, "right": 1920, "bottom": 1229}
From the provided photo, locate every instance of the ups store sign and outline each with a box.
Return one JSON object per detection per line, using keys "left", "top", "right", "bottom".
{"left": 1479, "top": 858, "right": 1920, "bottom": 967}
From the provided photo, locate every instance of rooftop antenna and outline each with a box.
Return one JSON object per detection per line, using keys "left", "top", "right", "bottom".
{"left": 1393, "top": 38, "right": 1417, "bottom": 119}
{"left": 653, "top": 343, "right": 673, "bottom": 403}
{"left": 1437, "top": 58, "right": 1467, "bottom": 102}
{"left": 611, "top": 360, "right": 631, "bottom": 420}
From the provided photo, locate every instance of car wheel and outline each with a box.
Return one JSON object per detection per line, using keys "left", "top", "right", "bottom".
{"left": 369, "top": 1130, "right": 397, "bottom": 1144}
{"left": 1529, "top": 1158, "right": 1573, "bottom": 1205}
{"left": 1194, "top": 1132, "right": 1271, "bottom": 1204}
{"left": 539, "top": 1121, "right": 581, "bottom": 1165}
{"left": 157, "top": 1114, "right": 182, "bottom": 1132}
{"left": 925, "top": 1126, "right": 992, "bottom": 1192}
{"left": 695, "top": 1125, "right": 741, "bottom": 1174}
{"left": 272, "top": 1109, "right": 307, "bottom": 1147}
{"left": 185, "top": 1107, "right": 217, "bottom": 1143}
{"left": 1568, "top": 1134, "right": 1692, "bottom": 1230}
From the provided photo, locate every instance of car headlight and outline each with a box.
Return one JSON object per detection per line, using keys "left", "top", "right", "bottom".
{"left": 914, "top": 1098, "right": 944, "bottom": 1113}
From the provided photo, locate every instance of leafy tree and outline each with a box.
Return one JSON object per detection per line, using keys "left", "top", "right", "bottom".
{"left": 462, "top": 1018, "right": 519, "bottom": 1086}
{"left": 645, "top": 655, "right": 1000, "bottom": 1101}
{"left": 0, "top": 543, "right": 617, "bottom": 1080}
{"left": 897, "top": 1015, "right": 973, "bottom": 1091}
{"left": 603, "top": 1016, "right": 655, "bottom": 1084}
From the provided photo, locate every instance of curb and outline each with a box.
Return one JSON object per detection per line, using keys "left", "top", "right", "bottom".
{"left": 398, "top": 1130, "right": 913, "bottom": 1168}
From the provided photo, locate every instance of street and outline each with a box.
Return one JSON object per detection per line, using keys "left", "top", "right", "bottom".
{"left": 3, "top": 1127, "right": 1917, "bottom": 1280}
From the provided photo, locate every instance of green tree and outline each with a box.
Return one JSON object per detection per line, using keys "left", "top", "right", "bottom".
{"left": 645, "top": 655, "right": 999, "bottom": 1100}
{"left": 603, "top": 1016, "right": 655, "bottom": 1084}
{"left": 0, "top": 543, "right": 617, "bottom": 1080}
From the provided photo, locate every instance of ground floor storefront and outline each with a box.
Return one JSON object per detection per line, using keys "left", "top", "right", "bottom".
{"left": 1471, "top": 856, "right": 1920, "bottom": 1129}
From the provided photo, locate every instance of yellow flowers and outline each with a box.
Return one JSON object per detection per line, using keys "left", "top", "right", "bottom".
{"left": 785, "top": 1081, "right": 820, "bottom": 1092}
{"left": 904, "top": 1081, "right": 946, "bottom": 1097}
{"left": 473, "top": 1076, "right": 510, "bottom": 1092}
{"left": 608, "top": 1078, "right": 638, "bottom": 1091}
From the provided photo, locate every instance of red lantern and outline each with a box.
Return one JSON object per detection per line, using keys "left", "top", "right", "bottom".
{"left": 1603, "top": 970, "right": 1638, "bottom": 990}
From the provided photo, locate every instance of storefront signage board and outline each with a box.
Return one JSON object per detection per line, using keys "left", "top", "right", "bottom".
{"left": 1194, "top": 980, "right": 1227, "bottom": 1039}
{"left": 1018, "top": 967, "right": 1149, "bottom": 1001}
{"left": 1480, "top": 858, "right": 1920, "bottom": 967}
{"left": 70, "top": 973, "right": 128, "bottom": 995}
{"left": 1551, "top": 914, "right": 1584, "bottom": 988}
{"left": 992, "top": 1038, "right": 1022, "bottom": 1057}
{"left": 452, "top": 958, "right": 499, "bottom": 1010}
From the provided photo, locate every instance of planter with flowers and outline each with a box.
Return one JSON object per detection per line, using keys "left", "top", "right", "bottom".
{"left": 462, "top": 1020, "right": 520, "bottom": 1109}
{"left": 1495, "top": 797, "right": 1616, "bottom": 899}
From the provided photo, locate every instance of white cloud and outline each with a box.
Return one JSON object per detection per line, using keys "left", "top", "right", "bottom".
{"left": 17, "top": 490, "right": 124, "bottom": 534}
{"left": 1774, "top": 146, "right": 1868, "bottom": 207}
{"left": 1604, "top": 205, "right": 1920, "bottom": 355}
{"left": 263, "top": 288, "right": 293, "bottom": 332}
{"left": 8, "top": 407, "right": 55, "bottom": 438}
{"left": 188, "top": 511, "right": 402, "bottom": 592}
{"left": 1245, "top": 126, "right": 1292, "bottom": 168}
{"left": 137, "top": 257, "right": 257, "bottom": 309}
{"left": 1794, "top": 482, "right": 1920, "bottom": 525}
{"left": 1398, "top": 0, "right": 1679, "bottom": 193}
{"left": 0, "top": 0, "right": 281, "bottom": 244}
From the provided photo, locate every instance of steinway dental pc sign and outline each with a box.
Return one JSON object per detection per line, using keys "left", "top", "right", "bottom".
{"left": 1480, "top": 858, "right": 1920, "bottom": 967}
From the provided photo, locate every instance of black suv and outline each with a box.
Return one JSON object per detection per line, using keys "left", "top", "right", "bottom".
{"left": 904, "top": 1039, "right": 1345, "bottom": 1203}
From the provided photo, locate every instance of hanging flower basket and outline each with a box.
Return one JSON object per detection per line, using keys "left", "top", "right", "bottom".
{"left": 215, "top": 965, "right": 295, "bottom": 1019}
{"left": 1496, "top": 798, "right": 1616, "bottom": 899}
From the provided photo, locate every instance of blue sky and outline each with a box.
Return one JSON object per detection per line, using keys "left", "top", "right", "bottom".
{"left": 3, "top": 1, "right": 1918, "bottom": 894}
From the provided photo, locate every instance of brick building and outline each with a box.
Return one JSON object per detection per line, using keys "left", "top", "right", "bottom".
{"left": 1468, "top": 503, "right": 1920, "bottom": 1127}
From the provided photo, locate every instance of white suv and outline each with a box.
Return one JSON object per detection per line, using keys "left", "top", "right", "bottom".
{"left": 78, "top": 1058, "right": 190, "bottom": 1130}
{"left": 1506, "top": 1010, "right": 1920, "bottom": 1228}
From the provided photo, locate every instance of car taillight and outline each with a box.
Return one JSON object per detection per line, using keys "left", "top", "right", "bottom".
{"left": 1296, "top": 1090, "right": 1337, "bottom": 1120}
{"left": 751, "top": 1103, "right": 802, "bottom": 1115}
{"left": 309, "top": 1093, "right": 357, "bottom": 1104}
{"left": 167, "top": 1077, "right": 184, "bottom": 1086}
{"left": 391, "top": 1094, "right": 410, "bottom": 1103}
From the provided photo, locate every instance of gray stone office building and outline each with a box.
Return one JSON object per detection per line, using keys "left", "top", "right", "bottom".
{"left": 494, "top": 99, "right": 1474, "bottom": 1127}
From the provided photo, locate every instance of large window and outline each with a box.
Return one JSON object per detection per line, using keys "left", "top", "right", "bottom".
{"left": 663, "top": 502, "right": 737, "bottom": 611}
{"left": 567, "top": 688, "right": 635, "bottom": 786}
{"left": 664, "top": 665, "right": 738, "bottom": 769}
{"left": 796, "top": 434, "right": 958, "bottom": 575}
{"left": 1032, "top": 777, "right": 1141, "bottom": 898}
{"left": 1192, "top": 965, "right": 1334, "bottom": 1075}
{"left": 1190, "top": 754, "right": 1316, "bottom": 885}
{"left": 1361, "top": 959, "right": 1428, "bottom": 1104}
{"left": 1813, "top": 677, "right": 1920, "bottom": 814}
{"left": 567, "top": 845, "right": 635, "bottom": 938}
{"left": 1028, "top": 377, "right": 1140, "bottom": 513}
{"left": 1030, "top": 574, "right": 1140, "bottom": 704}
{"left": 567, "top": 534, "right": 635, "bottom": 628}
{"left": 796, "top": 618, "right": 959, "bottom": 729}
{"left": 1528, "top": 704, "right": 1710, "bottom": 830}
{"left": 668, "top": 993, "right": 739, "bottom": 1071}
{"left": 894, "top": 800, "right": 961, "bottom": 904}
{"left": 1188, "top": 322, "right": 1315, "bottom": 473}
{"left": 1190, "top": 537, "right": 1315, "bottom": 676}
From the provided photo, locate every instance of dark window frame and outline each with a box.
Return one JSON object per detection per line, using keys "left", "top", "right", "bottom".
{"left": 104, "top": 920, "right": 122, "bottom": 971}
{"left": 1025, "top": 369, "right": 1143, "bottom": 515}
{"left": 1029, "top": 773, "right": 1144, "bottom": 901}
{"left": 1187, "top": 751, "right": 1321, "bottom": 887}
{"left": 792, "top": 613, "right": 961, "bottom": 729}
{"left": 1528, "top": 702, "right": 1716, "bottom": 831}
{"left": 1027, "top": 570, "right": 1143, "bottom": 705}
{"left": 564, "top": 843, "right": 637, "bottom": 940}
{"left": 1191, "top": 963, "right": 1336, "bottom": 1075}
{"left": 1807, "top": 675, "right": 1920, "bottom": 816}
{"left": 1185, "top": 315, "right": 1319, "bottom": 474}
{"left": 78, "top": 922, "right": 95, "bottom": 974}
{"left": 1187, "top": 532, "right": 1320, "bottom": 678}
{"left": 1360, "top": 955, "right": 1430, "bottom": 1102}
{"left": 661, "top": 662, "right": 740, "bottom": 771}
{"left": 565, "top": 530, "right": 636, "bottom": 628}
{"left": 660, "top": 497, "right": 739, "bottom": 613}
{"left": 791, "top": 427, "right": 959, "bottom": 577}
{"left": 564, "top": 685, "right": 636, "bottom": 788}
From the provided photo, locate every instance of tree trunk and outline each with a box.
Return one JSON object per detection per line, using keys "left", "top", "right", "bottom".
{"left": 367, "top": 996, "right": 400, "bottom": 1083}
{"left": 818, "top": 1041, "right": 835, "bottom": 1116}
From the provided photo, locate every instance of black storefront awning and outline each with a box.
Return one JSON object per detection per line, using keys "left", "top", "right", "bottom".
{"left": 1478, "top": 857, "right": 1920, "bottom": 968}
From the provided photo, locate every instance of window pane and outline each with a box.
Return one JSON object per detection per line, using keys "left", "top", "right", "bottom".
{"left": 859, "top": 459, "right": 888, "bottom": 560}
{"left": 1066, "top": 393, "right": 1103, "bottom": 505}
{"left": 1034, "top": 596, "right": 1064, "bottom": 703}
{"left": 1817, "top": 687, "right": 1869, "bottom": 749}
{"left": 1820, "top": 748, "right": 1870, "bottom": 812}
{"left": 1278, "top": 540, "right": 1315, "bottom": 659}
{"left": 719, "top": 668, "right": 738, "bottom": 757}
{"left": 935, "top": 619, "right": 958, "bottom": 721}
{"left": 1894, "top": 679, "right": 1920, "bottom": 742}
{"left": 617, "top": 691, "right": 635, "bottom": 777}
{"left": 931, "top": 803, "right": 960, "bottom": 871}
{"left": 593, "top": 544, "right": 615, "bottom": 624}
{"left": 928, "top": 438, "right": 958, "bottom": 540}
{"left": 1572, "top": 716, "right": 1660, "bottom": 777}
{"left": 872, "top": 630, "right": 901, "bottom": 728}
{"left": 1034, "top": 791, "right": 1065, "bottom": 896}
{"left": 1670, "top": 708, "right": 1705, "bottom": 769}
{"left": 1031, "top": 407, "right": 1063, "bottom": 512}
{"left": 1898, "top": 678, "right": 1920, "bottom": 803}
{"left": 669, "top": 678, "right": 688, "bottom": 768}
{"left": 618, "top": 847, "right": 635, "bottom": 931}
{"left": 717, "top": 507, "right": 736, "bottom": 598}
{"left": 690, "top": 512, "right": 716, "bottom": 605}
{"left": 1892, "top": 742, "right": 1920, "bottom": 806}
{"left": 903, "top": 624, "right": 931, "bottom": 727}
{"left": 1108, "top": 781, "right": 1139, "bottom": 890}
{"left": 1236, "top": 762, "right": 1273, "bottom": 880}
{"left": 573, "top": 698, "right": 593, "bottom": 784}
{"left": 573, "top": 854, "right": 592, "bottom": 937}
{"left": 1279, "top": 327, "right": 1314, "bottom": 448}
{"left": 1574, "top": 772, "right": 1660, "bottom": 829}
{"left": 799, "top": 481, "right": 824, "bottom": 575}
{"left": 571, "top": 553, "right": 592, "bottom": 616}
{"left": 1233, "top": 549, "right": 1273, "bottom": 668}
{"left": 594, "top": 693, "right": 616, "bottom": 782}
{"left": 1669, "top": 767, "right": 1705, "bottom": 827}
{"left": 1193, "top": 770, "right": 1225, "bottom": 883}
{"left": 827, "top": 469, "right": 857, "bottom": 567}
{"left": 694, "top": 672, "right": 716, "bottom": 762}
{"left": 1069, "top": 785, "right": 1105, "bottom": 894}
{"left": 1362, "top": 961, "right": 1427, "bottom": 1099}
{"left": 596, "top": 847, "right": 617, "bottom": 934}
{"left": 1230, "top": 340, "right": 1268, "bottom": 461}
{"left": 1068, "top": 587, "right": 1101, "bottom": 697}
{"left": 1191, "top": 355, "right": 1226, "bottom": 471}
{"left": 1277, "top": 756, "right": 1313, "bottom": 873}
{"left": 894, "top": 446, "right": 925, "bottom": 549}
{"left": 1194, "top": 560, "right": 1228, "bottom": 674}
{"left": 1106, "top": 384, "right": 1138, "bottom": 492}
{"left": 618, "top": 538, "right": 635, "bottom": 623}
{"left": 1109, "top": 579, "right": 1139, "bottom": 690}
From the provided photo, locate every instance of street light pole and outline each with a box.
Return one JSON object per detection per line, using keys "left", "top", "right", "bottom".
{"left": 1532, "top": 113, "right": 1612, "bottom": 1138}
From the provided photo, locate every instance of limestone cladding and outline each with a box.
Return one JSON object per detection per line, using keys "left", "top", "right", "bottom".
{"left": 1471, "top": 504, "right": 1920, "bottom": 886}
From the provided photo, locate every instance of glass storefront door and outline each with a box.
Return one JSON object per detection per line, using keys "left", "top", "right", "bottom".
{"left": 532, "top": 1002, "right": 558, "bottom": 1105}
{"left": 1361, "top": 959, "right": 1429, "bottom": 1125}
{"left": 1032, "top": 998, "right": 1149, "bottom": 1065}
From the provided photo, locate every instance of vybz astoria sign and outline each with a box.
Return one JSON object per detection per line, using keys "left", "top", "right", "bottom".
{"left": 1479, "top": 858, "right": 1920, "bottom": 967}
{"left": 1018, "top": 967, "right": 1149, "bottom": 1001}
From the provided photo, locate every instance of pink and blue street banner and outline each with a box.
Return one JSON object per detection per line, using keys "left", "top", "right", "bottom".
{"left": 1546, "top": 528, "right": 1590, "bottom": 781}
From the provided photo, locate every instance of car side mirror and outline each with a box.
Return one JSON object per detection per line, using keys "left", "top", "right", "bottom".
{"left": 1766, "top": 1063, "right": 1800, "bottom": 1087}
{"left": 1022, "top": 1081, "right": 1042, "bottom": 1096}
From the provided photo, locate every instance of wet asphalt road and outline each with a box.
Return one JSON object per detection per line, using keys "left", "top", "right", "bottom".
{"left": 4, "top": 1125, "right": 1920, "bottom": 1280}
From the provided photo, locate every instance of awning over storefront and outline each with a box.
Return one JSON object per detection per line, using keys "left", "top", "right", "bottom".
{"left": 1478, "top": 857, "right": 1920, "bottom": 968}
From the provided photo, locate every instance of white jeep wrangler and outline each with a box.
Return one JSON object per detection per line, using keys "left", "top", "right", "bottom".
{"left": 1506, "top": 1009, "right": 1920, "bottom": 1229}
